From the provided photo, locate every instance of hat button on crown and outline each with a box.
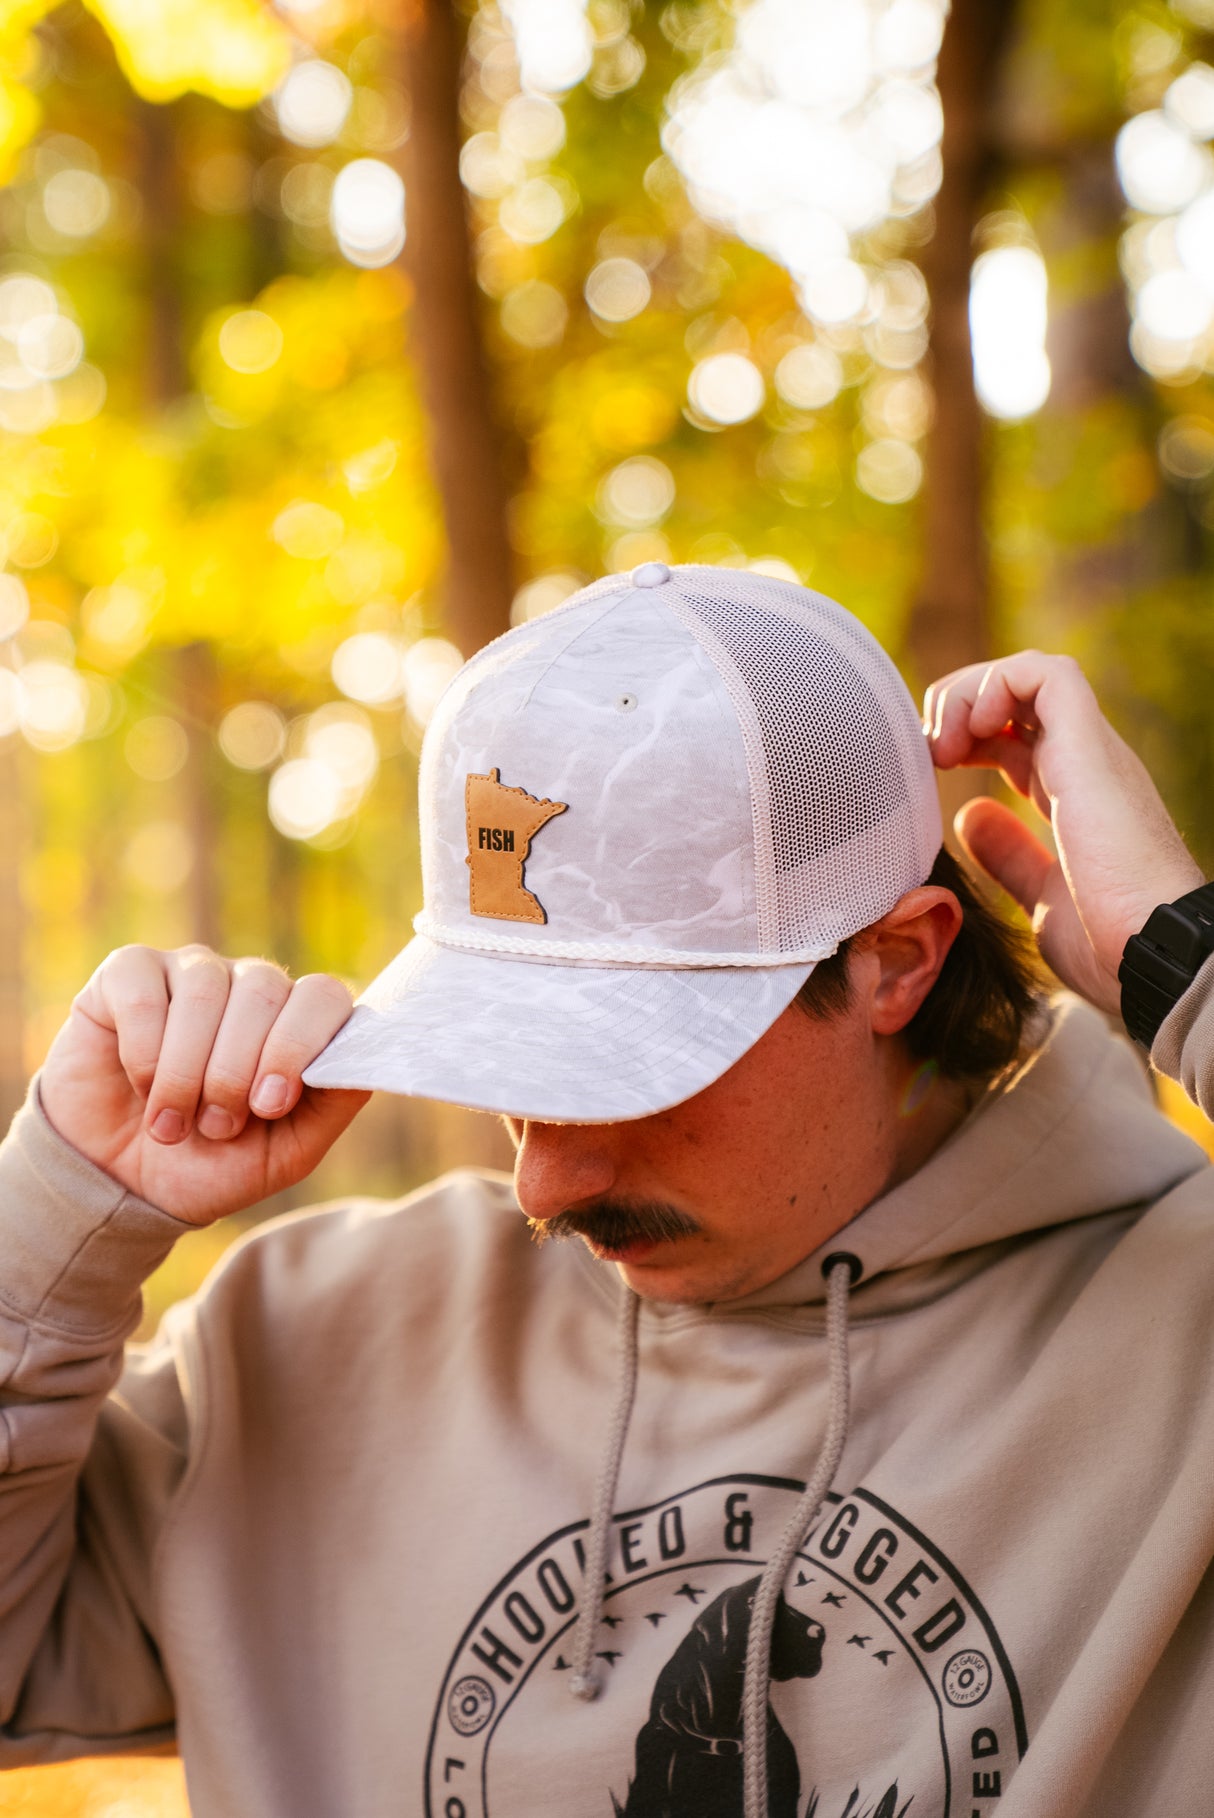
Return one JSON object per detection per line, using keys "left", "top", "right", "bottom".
{"left": 631, "top": 561, "right": 670, "bottom": 589}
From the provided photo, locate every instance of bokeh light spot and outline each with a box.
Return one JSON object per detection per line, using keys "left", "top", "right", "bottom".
{"left": 332, "top": 632, "right": 405, "bottom": 704}
{"left": 402, "top": 637, "right": 463, "bottom": 728}
{"left": 597, "top": 456, "right": 675, "bottom": 528}
{"left": 275, "top": 59, "right": 352, "bottom": 148}
{"left": 499, "top": 177, "right": 567, "bottom": 245}
{"left": 1137, "top": 267, "right": 1214, "bottom": 341}
{"left": 688, "top": 352, "right": 765, "bottom": 425}
{"left": 281, "top": 162, "right": 334, "bottom": 228}
{"left": 1116, "top": 110, "right": 1211, "bottom": 215}
{"left": 219, "top": 309, "right": 284, "bottom": 374}
{"left": 124, "top": 715, "right": 189, "bottom": 781}
{"left": 1158, "top": 416, "right": 1214, "bottom": 482}
{"left": 875, "top": 0, "right": 945, "bottom": 74}
{"left": 1165, "top": 62, "right": 1214, "bottom": 138}
{"left": 802, "top": 258, "right": 870, "bottom": 324}
{"left": 272, "top": 499, "right": 345, "bottom": 559}
{"left": 606, "top": 529, "right": 672, "bottom": 573}
{"left": 774, "top": 342, "right": 843, "bottom": 410}
{"left": 0, "top": 276, "right": 58, "bottom": 340}
{"left": 500, "top": 280, "right": 567, "bottom": 348}
{"left": 81, "top": 578, "right": 155, "bottom": 660}
{"left": 511, "top": 571, "right": 582, "bottom": 625}
{"left": 970, "top": 245, "right": 1051, "bottom": 420}
{"left": 862, "top": 371, "right": 933, "bottom": 441}
{"left": 17, "top": 661, "right": 88, "bottom": 750}
{"left": 856, "top": 438, "right": 922, "bottom": 503}
{"left": 585, "top": 257, "right": 651, "bottom": 323}
{"left": 343, "top": 440, "right": 398, "bottom": 493}
{"left": 305, "top": 703, "right": 378, "bottom": 790}
{"left": 1177, "top": 192, "right": 1214, "bottom": 292}
{"left": 331, "top": 159, "right": 405, "bottom": 268}
{"left": 17, "top": 314, "right": 83, "bottom": 379}
{"left": 748, "top": 556, "right": 802, "bottom": 582}
{"left": 218, "top": 700, "right": 286, "bottom": 770}
{"left": 5, "top": 514, "right": 58, "bottom": 567}
{"left": 460, "top": 133, "right": 525, "bottom": 200}
{"left": 269, "top": 757, "right": 344, "bottom": 840}
{"left": 42, "top": 168, "right": 110, "bottom": 238}
{"left": 499, "top": 93, "right": 566, "bottom": 160}
{"left": 501, "top": 0, "right": 593, "bottom": 94}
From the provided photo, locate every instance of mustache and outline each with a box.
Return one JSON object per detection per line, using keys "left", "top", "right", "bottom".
{"left": 528, "top": 1198, "right": 701, "bottom": 1250}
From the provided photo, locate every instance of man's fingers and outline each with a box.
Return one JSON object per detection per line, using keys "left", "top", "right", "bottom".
{"left": 196, "top": 959, "right": 294, "bottom": 1141}
{"left": 954, "top": 798, "right": 1054, "bottom": 921}
{"left": 83, "top": 945, "right": 171, "bottom": 1099}
{"left": 925, "top": 651, "right": 1097, "bottom": 770}
{"left": 248, "top": 973, "right": 358, "bottom": 1122}
{"left": 925, "top": 658, "right": 1034, "bottom": 764}
{"left": 144, "top": 949, "right": 233, "bottom": 1142}
{"left": 104, "top": 951, "right": 356, "bottom": 1142}
{"left": 929, "top": 726, "right": 1041, "bottom": 801}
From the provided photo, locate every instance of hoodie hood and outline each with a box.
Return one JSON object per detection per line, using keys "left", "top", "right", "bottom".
{"left": 684, "top": 994, "right": 1208, "bottom": 1318}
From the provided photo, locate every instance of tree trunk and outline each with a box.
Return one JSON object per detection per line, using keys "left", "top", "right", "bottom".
{"left": 139, "top": 99, "right": 223, "bottom": 950}
{"left": 398, "top": 0, "right": 516, "bottom": 657}
{"left": 172, "top": 641, "right": 223, "bottom": 949}
{"left": 908, "top": 0, "right": 1019, "bottom": 842}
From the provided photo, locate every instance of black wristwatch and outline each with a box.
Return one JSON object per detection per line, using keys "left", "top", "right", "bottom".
{"left": 1118, "top": 882, "right": 1214, "bottom": 1049}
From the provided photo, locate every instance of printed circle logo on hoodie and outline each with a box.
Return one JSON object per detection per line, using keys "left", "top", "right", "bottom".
{"left": 424, "top": 1476, "right": 1026, "bottom": 1817}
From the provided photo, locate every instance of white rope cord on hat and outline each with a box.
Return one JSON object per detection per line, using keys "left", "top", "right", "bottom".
{"left": 741, "top": 1256, "right": 855, "bottom": 1818}
{"left": 413, "top": 911, "right": 839, "bottom": 971}
{"left": 568, "top": 1286, "right": 641, "bottom": 1702}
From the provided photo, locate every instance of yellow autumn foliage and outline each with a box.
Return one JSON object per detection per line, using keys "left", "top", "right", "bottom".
{"left": 84, "top": 0, "right": 289, "bottom": 105}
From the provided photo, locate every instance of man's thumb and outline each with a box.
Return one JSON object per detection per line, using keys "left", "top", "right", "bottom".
{"left": 288, "top": 1085, "right": 372, "bottom": 1164}
{"left": 954, "top": 797, "right": 1054, "bottom": 921}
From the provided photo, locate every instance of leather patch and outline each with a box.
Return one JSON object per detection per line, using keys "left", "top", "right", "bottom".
{"left": 465, "top": 769, "right": 568, "bottom": 924}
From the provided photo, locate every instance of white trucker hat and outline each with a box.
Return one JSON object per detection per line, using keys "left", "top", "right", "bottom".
{"left": 302, "top": 562, "right": 942, "bottom": 1122}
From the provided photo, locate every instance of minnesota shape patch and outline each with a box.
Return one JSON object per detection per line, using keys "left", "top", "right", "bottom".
{"left": 465, "top": 769, "right": 568, "bottom": 925}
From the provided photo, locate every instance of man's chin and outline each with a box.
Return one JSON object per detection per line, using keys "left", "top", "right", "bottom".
{"left": 604, "top": 1246, "right": 732, "bottom": 1305}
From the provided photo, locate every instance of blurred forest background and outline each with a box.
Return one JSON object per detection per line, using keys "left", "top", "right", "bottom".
{"left": 2, "top": 0, "right": 1214, "bottom": 1805}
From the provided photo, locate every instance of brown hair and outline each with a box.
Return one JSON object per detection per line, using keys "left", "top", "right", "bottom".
{"left": 794, "top": 844, "right": 1046, "bottom": 1082}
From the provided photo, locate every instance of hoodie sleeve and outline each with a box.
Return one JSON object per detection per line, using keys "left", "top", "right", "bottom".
{"left": 1150, "top": 952, "right": 1214, "bottom": 1125}
{"left": 0, "top": 1079, "right": 197, "bottom": 1764}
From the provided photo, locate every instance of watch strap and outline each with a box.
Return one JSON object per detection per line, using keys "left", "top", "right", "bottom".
{"left": 1118, "top": 882, "right": 1214, "bottom": 1049}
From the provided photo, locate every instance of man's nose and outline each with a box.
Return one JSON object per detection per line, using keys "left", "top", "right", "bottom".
{"left": 512, "top": 1120, "right": 620, "bottom": 1223}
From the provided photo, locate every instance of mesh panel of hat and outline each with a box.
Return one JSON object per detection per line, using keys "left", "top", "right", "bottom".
{"left": 668, "top": 572, "right": 925, "bottom": 951}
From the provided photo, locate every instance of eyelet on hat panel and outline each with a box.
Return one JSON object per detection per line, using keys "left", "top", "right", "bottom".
{"left": 419, "top": 589, "right": 762, "bottom": 957}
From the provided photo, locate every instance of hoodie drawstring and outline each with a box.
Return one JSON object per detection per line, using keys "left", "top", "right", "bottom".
{"left": 568, "top": 1286, "right": 641, "bottom": 1700}
{"left": 741, "top": 1251, "right": 856, "bottom": 1818}
{"left": 567, "top": 1250, "right": 857, "bottom": 1818}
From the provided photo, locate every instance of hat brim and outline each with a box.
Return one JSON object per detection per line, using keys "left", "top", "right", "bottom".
{"left": 301, "top": 934, "right": 818, "bottom": 1123}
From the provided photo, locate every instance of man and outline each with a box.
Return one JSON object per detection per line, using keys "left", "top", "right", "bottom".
{"left": 1, "top": 563, "right": 1212, "bottom": 1818}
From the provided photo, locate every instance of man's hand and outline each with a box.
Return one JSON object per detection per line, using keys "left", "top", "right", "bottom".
{"left": 39, "top": 946, "right": 371, "bottom": 1225}
{"left": 923, "top": 651, "right": 1204, "bottom": 1015}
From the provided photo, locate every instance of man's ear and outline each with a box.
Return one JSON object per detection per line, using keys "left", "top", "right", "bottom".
{"left": 859, "top": 886, "right": 963, "bottom": 1037}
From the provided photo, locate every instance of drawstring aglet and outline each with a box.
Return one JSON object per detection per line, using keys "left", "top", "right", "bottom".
{"left": 569, "top": 1669, "right": 601, "bottom": 1702}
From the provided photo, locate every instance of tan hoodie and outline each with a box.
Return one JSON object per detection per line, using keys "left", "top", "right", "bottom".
{"left": 2, "top": 974, "right": 1214, "bottom": 1818}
